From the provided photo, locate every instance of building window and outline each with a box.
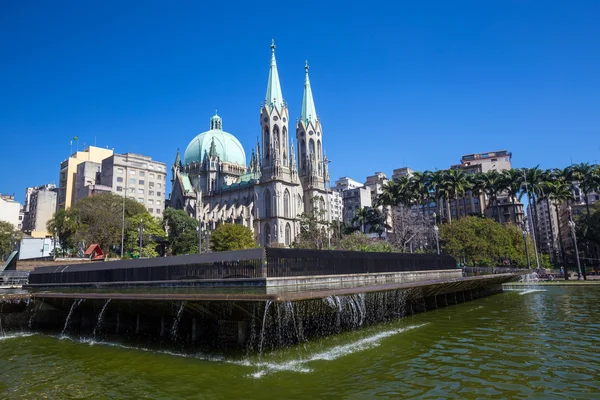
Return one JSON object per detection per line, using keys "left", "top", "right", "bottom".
{"left": 149, "top": 173, "right": 155, "bottom": 178}
{"left": 117, "top": 168, "right": 123, "bottom": 174}
{"left": 137, "top": 188, "right": 144, "bottom": 194}
{"left": 285, "top": 223, "right": 291, "bottom": 246}
{"left": 149, "top": 182, "right": 154, "bottom": 188}
{"left": 264, "top": 189, "right": 272, "bottom": 218}
{"left": 148, "top": 199, "right": 154, "bottom": 205}
{"left": 139, "top": 171, "right": 145, "bottom": 177}
{"left": 116, "top": 186, "right": 123, "bottom": 192}
{"left": 156, "top": 209, "right": 161, "bottom": 214}
{"left": 149, "top": 190, "right": 154, "bottom": 196}
{"left": 117, "top": 177, "right": 123, "bottom": 183}
{"left": 129, "top": 170, "right": 136, "bottom": 175}
{"left": 138, "top": 198, "right": 144, "bottom": 203}
{"left": 284, "top": 189, "right": 290, "bottom": 218}
{"left": 128, "top": 188, "right": 135, "bottom": 193}
{"left": 148, "top": 208, "right": 153, "bottom": 213}
{"left": 139, "top": 180, "right": 145, "bottom": 185}
{"left": 157, "top": 183, "right": 162, "bottom": 189}
{"left": 264, "top": 223, "right": 271, "bottom": 245}
{"left": 129, "top": 178, "right": 136, "bottom": 184}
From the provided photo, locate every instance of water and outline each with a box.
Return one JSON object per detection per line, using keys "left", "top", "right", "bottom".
{"left": 61, "top": 298, "right": 83, "bottom": 335}
{"left": 92, "top": 299, "right": 111, "bottom": 338}
{"left": 170, "top": 301, "right": 186, "bottom": 341}
{"left": 1, "top": 286, "right": 599, "bottom": 398}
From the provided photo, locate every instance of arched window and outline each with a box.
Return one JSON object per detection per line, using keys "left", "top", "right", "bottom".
{"left": 264, "top": 127, "right": 270, "bottom": 160}
{"left": 300, "top": 139, "right": 306, "bottom": 171}
{"left": 273, "top": 126, "right": 279, "bottom": 153}
{"left": 264, "top": 223, "right": 271, "bottom": 246}
{"left": 285, "top": 223, "right": 291, "bottom": 246}
{"left": 317, "top": 140, "right": 322, "bottom": 174}
{"left": 264, "top": 189, "right": 271, "bottom": 218}
{"left": 282, "top": 127, "right": 287, "bottom": 148}
{"left": 309, "top": 139, "right": 315, "bottom": 157}
{"left": 283, "top": 189, "right": 290, "bottom": 218}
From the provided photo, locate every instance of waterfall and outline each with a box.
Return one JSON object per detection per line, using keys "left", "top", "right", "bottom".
{"left": 28, "top": 300, "right": 44, "bottom": 329}
{"left": 61, "top": 299, "right": 84, "bottom": 335}
{"left": 0, "top": 316, "right": 4, "bottom": 337}
{"left": 257, "top": 300, "right": 272, "bottom": 359}
{"left": 170, "top": 301, "right": 186, "bottom": 341}
{"left": 92, "top": 299, "right": 111, "bottom": 338}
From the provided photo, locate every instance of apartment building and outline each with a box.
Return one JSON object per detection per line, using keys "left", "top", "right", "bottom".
{"left": 23, "top": 184, "right": 57, "bottom": 237}
{"left": 100, "top": 153, "right": 167, "bottom": 216}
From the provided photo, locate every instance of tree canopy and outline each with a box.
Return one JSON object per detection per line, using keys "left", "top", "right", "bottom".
{"left": 163, "top": 207, "right": 200, "bottom": 255}
{"left": 209, "top": 223, "right": 257, "bottom": 252}
{"left": 0, "top": 221, "right": 22, "bottom": 260}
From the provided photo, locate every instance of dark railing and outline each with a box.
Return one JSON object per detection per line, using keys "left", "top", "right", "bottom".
{"left": 27, "top": 248, "right": 457, "bottom": 286}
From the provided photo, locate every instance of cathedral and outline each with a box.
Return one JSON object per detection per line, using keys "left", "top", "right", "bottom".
{"left": 169, "top": 41, "right": 330, "bottom": 247}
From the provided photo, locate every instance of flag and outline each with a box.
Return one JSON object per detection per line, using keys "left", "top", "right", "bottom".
{"left": 73, "top": 136, "right": 79, "bottom": 141}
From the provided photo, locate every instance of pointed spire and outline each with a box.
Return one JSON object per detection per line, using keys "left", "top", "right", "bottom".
{"left": 265, "top": 39, "right": 284, "bottom": 111}
{"left": 174, "top": 148, "right": 181, "bottom": 168}
{"left": 301, "top": 61, "right": 318, "bottom": 126}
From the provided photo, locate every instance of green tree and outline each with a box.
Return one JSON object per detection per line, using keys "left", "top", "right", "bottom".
{"left": 439, "top": 216, "right": 535, "bottom": 268}
{"left": 352, "top": 207, "right": 371, "bottom": 234}
{"left": 335, "top": 232, "right": 395, "bottom": 252}
{"left": 125, "top": 215, "right": 166, "bottom": 258}
{"left": 46, "top": 208, "right": 78, "bottom": 254}
{"left": 0, "top": 221, "right": 22, "bottom": 260}
{"left": 163, "top": 207, "right": 199, "bottom": 255}
{"left": 209, "top": 223, "right": 257, "bottom": 252}
{"left": 293, "top": 211, "right": 330, "bottom": 249}
{"left": 544, "top": 180, "right": 573, "bottom": 270}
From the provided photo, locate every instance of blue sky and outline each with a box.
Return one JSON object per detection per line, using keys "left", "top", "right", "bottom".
{"left": 1, "top": 1, "right": 599, "bottom": 203}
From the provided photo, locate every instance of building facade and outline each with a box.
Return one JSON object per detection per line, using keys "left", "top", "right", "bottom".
{"left": 57, "top": 146, "right": 114, "bottom": 210}
{"left": 23, "top": 184, "right": 57, "bottom": 238}
{"left": 169, "top": 42, "right": 330, "bottom": 247}
{"left": 0, "top": 194, "right": 22, "bottom": 228}
{"left": 100, "top": 153, "right": 168, "bottom": 217}
{"left": 341, "top": 186, "right": 372, "bottom": 224}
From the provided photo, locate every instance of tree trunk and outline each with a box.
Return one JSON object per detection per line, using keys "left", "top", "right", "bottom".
{"left": 446, "top": 197, "right": 452, "bottom": 223}
{"left": 511, "top": 193, "right": 518, "bottom": 224}
{"left": 554, "top": 202, "right": 566, "bottom": 269}
{"left": 584, "top": 193, "right": 590, "bottom": 218}
{"left": 546, "top": 199, "right": 556, "bottom": 263}
{"left": 462, "top": 194, "right": 468, "bottom": 218}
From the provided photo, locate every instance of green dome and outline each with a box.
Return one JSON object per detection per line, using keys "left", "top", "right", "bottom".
{"left": 183, "top": 114, "right": 246, "bottom": 166}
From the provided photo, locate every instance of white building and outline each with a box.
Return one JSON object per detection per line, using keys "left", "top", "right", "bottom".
{"left": 328, "top": 190, "right": 343, "bottom": 222}
{"left": 23, "top": 184, "right": 57, "bottom": 238}
{"left": 333, "top": 176, "right": 363, "bottom": 192}
{"left": 341, "top": 187, "right": 372, "bottom": 224}
{"left": 0, "top": 194, "right": 22, "bottom": 229}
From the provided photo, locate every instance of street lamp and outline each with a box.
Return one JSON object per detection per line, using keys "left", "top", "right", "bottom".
{"left": 522, "top": 223, "right": 531, "bottom": 269}
{"left": 53, "top": 227, "right": 57, "bottom": 260}
{"left": 196, "top": 222, "right": 203, "bottom": 255}
{"left": 323, "top": 157, "right": 332, "bottom": 249}
{"left": 433, "top": 212, "right": 440, "bottom": 255}
{"left": 139, "top": 218, "right": 144, "bottom": 258}
{"left": 567, "top": 206, "right": 583, "bottom": 280}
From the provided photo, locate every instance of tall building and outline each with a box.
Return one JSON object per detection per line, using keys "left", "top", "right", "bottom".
{"left": 100, "top": 153, "right": 168, "bottom": 217}
{"left": 328, "top": 190, "right": 343, "bottom": 222}
{"left": 57, "top": 146, "right": 114, "bottom": 210}
{"left": 0, "top": 194, "right": 22, "bottom": 228}
{"left": 332, "top": 177, "right": 363, "bottom": 192}
{"left": 170, "top": 41, "right": 330, "bottom": 247}
{"left": 23, "top": 184, "right": 57, "bottom": 238}
{"left": 460, "top": 150, "right": 512, "bottom": 173}
{"left": 74, "top": 161, "right": 110, "bottom": 203}
{"left": 341, "top": 187, "right": 372, "bottom": 224}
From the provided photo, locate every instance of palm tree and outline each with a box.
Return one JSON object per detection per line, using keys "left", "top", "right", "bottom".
{"left": 544, "top": 180, "right": 573, "bottom": 276}
{"left": 481, "top": 170, "right": 504, "bottom": 222}
{"left": 468, "top": 173, "right": 486, "bottom": 215}
{"left": 443, "top": 169, "right": 470, "bottom": 219}
{"left": 429, "top": 171, "right": 448, "bottom": 221}
{"left": 352, "top": 207, "right": 371, "bottom": 234}
{"left": 568, "top": 162, "right": 599, "bottom": 218}
{"left": 501, "top": 169, "right": 525, "bottom": 224}
{"left": 410, "top": 171, "right": 431, "bottom": 216}
{"left": 523, "top": 166, "right": 546, "bottom": 254}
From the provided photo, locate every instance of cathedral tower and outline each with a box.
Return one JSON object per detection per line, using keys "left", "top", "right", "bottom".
{"left": 296, "top": 61, "right": 329, "bottom": 221}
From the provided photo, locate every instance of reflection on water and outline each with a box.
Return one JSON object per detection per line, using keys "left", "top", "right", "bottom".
{"left": 1, "top": 286, "right": 599, "bottom": 399}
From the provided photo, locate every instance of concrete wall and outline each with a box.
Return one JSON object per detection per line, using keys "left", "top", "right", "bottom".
{"left": 0, "top": 195, "right": 21, "bottom": 228}
{"left": 18, "top": 237, "right": 58, "bottom": 260}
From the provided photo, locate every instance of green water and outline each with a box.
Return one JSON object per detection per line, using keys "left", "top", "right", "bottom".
{"left": 1, "top": 286, "right": 599, "bottom": 399}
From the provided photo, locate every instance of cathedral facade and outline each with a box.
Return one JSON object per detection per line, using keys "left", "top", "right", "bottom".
{"left": 169, "top": 41, "right": 330, "bottom": 247}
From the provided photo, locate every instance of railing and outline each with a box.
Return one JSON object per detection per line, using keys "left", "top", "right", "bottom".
{"left": 1, "top": 271, "right": 29, "bottom": 286}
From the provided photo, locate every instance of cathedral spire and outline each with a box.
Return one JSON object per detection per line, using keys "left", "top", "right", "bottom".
{"left": 300, "top": 61, "right": 317, "bottom": 126}
{"left": 265, "top": 39, "right": 284, "bottom": 110}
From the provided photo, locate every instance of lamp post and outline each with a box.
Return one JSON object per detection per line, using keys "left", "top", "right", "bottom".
{"left": 522, "top": 223, "right": 531, "bottom": 269}
{"left": 433, "top": 212, "right": 440, "bottom": 255}
{"left": 53, "top": 227, "right": 57, "bottom": 260}
{"left": 323, "top": 157, "right": 332, "bottom": 249}
{"left": 139, "top": 218, "right": 143, "bottom": 258}
{"left": 196, "top": 222, "right": 203, "bottom": 254}
{"left": 567, "top": 206, "right": 583, "bottom": 280}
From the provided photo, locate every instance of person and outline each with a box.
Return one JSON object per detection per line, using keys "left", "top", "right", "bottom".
{"left": 560, "top": 266, "right": 565, "bottom": 276}
{"left": 594, "top": 266, "right": 599, "bottom": 276}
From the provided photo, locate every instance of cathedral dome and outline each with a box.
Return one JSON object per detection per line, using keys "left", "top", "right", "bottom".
{"left": 183, "top": 113, "right": 246, "bottom": 166}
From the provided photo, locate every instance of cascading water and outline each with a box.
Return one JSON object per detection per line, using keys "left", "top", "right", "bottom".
{"left": 28, "top": 300, "right": 44, "bottom": 329}
{"left": 257, "top": 300, "right": 272, "bottom": 360}
{"left": 61, "top": 299, "right": 84, "bottom": 335}
{"left": 92, "top": 299, "right": 111, "bottom": 338}
{"left": 0, "top": 316, "right": 4, "bottom": 337}
{"left": 505, "top": 272, "right": 544, "bottom": 295}
{"left": 170, "top": 301, "right": 186, "bottom": 341}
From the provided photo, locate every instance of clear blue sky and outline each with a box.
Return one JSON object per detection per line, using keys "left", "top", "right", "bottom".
{"left": 1, "top": 1, "right": 599, "bottom": 203}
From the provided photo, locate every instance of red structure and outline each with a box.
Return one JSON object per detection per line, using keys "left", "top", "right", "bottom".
{"left": 83, "top": 244, "right": 105, "bottom": 261}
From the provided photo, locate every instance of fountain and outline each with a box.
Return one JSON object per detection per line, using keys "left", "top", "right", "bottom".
{"left": 92, "top": 299, "right": 111, "bottom": 338}
{"left": 62, "top": 299, "right": 84, "bottom": 335}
